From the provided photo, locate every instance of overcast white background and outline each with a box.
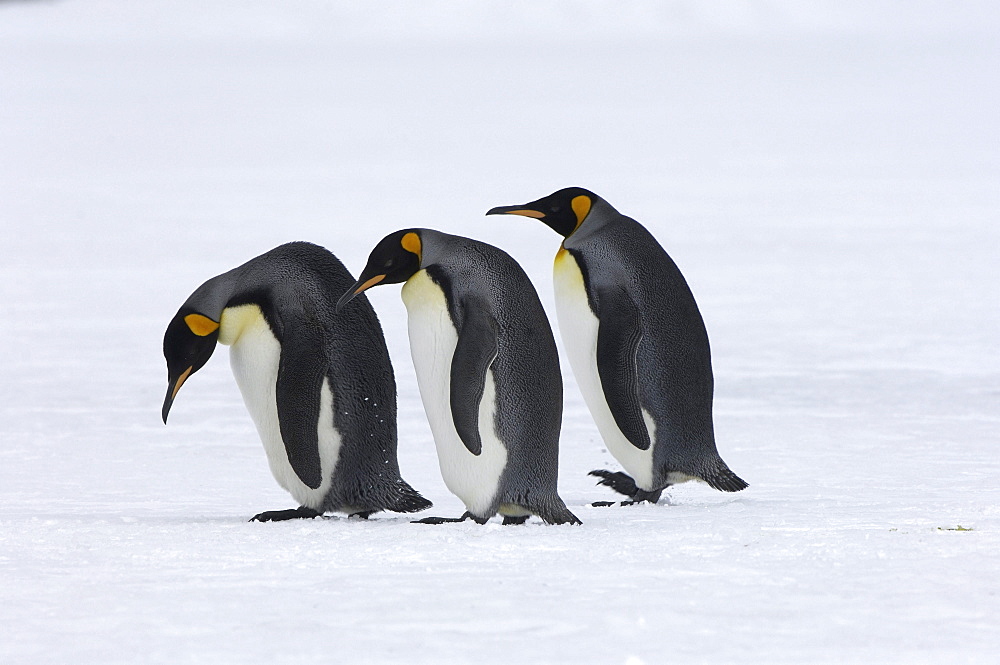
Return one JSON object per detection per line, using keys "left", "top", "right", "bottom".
{"left": 1, "top": 1, "right": 998, "bottom": 663}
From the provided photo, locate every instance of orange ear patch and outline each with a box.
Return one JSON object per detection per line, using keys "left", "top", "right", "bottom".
{"left": 401, "top": 232, "right": 422, "bottom": 261}
{"left": 184, "top": 313, "right": 220, "bottom": 336}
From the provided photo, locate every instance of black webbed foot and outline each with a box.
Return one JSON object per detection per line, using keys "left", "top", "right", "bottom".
{"left": 589, "top": 470, "right": 662, "bottom": 504}
{"left": 501, "top": 515, "right": 530, "bottom": 526}
{"left": 412, "top": 511, "right": 489, "bottom": 525}
{"left": 249, "top": 506, "right": 322, "bottom": 522}
{"left": 349, "top": 511, "right": 375, "bottom": 520}
{"left": 590, "top": 500, "right": 617, "bottom": 507}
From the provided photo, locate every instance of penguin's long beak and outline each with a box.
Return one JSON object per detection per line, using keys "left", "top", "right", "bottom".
{"left": 485, "top": 205, "right": 546, "bottom": 218}
{"left": 337, "top": 274, "right": 385, "bottom": 312}
{"left": 161, "top": 366, "right": 193, "bottom": 424}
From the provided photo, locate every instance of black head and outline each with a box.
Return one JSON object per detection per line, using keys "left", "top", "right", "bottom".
{"left": 337, "top": 229, "right": 423, "bottom": 311}
{"left": 162, "top": 308, "right": 220, "bottom": 423}
{"left": 486, "top": 187, "right": 598, "bottom": 238}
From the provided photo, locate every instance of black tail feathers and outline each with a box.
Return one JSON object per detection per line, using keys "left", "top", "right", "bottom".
{"left": 388, "top": 480, "right": 433, "bottom": 513}
{"left": 536, "top": 499, "right": 582, "bottom": 525}
{"left": 703, "top": 464, "right": 749, "bottom": 493}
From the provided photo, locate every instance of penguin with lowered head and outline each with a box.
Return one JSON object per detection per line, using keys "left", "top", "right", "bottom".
{"left": 162, "top": 241, "right": 432, "bottom": 521}
{"left": 338, "top": 229, "right": 580, "bottom": 525}
{"left": 487, "top": 188, "right": 748, "bottom": 504}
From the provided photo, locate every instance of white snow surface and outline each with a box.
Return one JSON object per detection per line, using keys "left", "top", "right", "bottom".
{"left": 1, "top": 2, "right": 998, "bottom": 663}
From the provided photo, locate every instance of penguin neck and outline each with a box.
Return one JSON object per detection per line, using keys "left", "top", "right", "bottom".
{"left": 218, "top": 303, "right": 269, "bottom": 346}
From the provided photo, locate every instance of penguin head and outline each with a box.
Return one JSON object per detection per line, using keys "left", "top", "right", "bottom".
{"left": 337, "top": 229, "right": 423, "bottom": 311}
{"left": 486, "top": 187, "right": 597, "bottom": 238}
{"left": 161, "top": 308, "right": 220, "bottom": 423}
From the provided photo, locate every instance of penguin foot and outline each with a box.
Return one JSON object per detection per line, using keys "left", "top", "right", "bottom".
{"left": 349, "top": 511, "right": 375, "bottom": 520}
{"left": 590, "top": 501, "right": 617, "bottom": 507}
{"left": 412, "top": 511, "right": 490, "bottom": 525}
{"left": 590, "top": 469, "right": 639, "bottom": 496}
{"left": 589, "top": 470, "right": 662, "bottom": 504}
{"left": 501, "top": 515, "right": 530, "bottom": 526}
{"left": 249, "top": 506, "right": 322, "bottom": 522}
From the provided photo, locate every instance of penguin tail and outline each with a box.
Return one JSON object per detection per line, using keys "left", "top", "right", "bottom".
{"left": 387, "top": 479, "right": 434, "bottom": 514}
{"left": 535, "top": 498, "right": 582, "bottom": 526}
{"left": 703, "top": 462, "right": 749, "bottom": 493}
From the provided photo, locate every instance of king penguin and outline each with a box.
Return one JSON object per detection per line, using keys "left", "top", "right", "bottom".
{"left": 161, "top": 241, "right": 432, "bottom": 521}
{"left": 337, "top": 229, "right": 580, "bottom": 526}
{"left": 487, "top": 188, "right": 748, "bottom": 504}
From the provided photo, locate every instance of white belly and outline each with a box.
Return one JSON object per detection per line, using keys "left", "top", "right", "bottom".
{"left": 401, "top": 270, "right": 507, "bottom": 515}
{"left": 220, "top": 304, "right": 341, "bottom": 510}
{"left": 553, "top": 249, "right": 656, "bottom": 490}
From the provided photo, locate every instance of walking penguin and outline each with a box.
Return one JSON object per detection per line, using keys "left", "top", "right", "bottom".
{"left": 487, "top": 188, "right": 748, "bottom": 504}
{"left": 338, "top": 229, "right": 580, "bottom": 525}
{"left": 161, "top": 241, "right": 432, "bottom": 521}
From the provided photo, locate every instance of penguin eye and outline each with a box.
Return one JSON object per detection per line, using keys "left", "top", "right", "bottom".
{"left": 383, "top": 259, "right": 394, "bottom": 269}
{"left": 551, "top": 205, "right": 562, "bottom": 213}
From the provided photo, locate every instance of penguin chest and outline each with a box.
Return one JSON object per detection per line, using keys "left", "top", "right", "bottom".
{"left": 553, "top": 249, "right": 655, "bottom": 490}
{"left": 220, "top": 304, "right": 340, "bottom": 510}
{"left": 401, "top": 270, "right": 507, "bottom": 515}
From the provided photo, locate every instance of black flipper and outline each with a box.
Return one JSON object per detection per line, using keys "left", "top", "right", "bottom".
{"left": 450, "top": 306, "right": 499, "bottom": 456}
{"left": 250, "top": 506, "right": 322, "bottom": 522}
{"left": 596, "top": 288, "right": 651, "bottom": 451}
{"left": 275, "top": 314, "right": 326, "bottom": 490}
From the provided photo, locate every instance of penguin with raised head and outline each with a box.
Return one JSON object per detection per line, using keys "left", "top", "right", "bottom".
{"left": 487, "top": 188, "right": 747, "bottom": 504}
{"left": 338, "top": 229, "right": 580, "bottom": 526}
{"left": 162, "top": 241, "right": 432, "bottom": 521}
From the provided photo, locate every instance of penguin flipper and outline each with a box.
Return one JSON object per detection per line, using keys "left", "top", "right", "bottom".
{"left": 596, "top": 289, "right": 652, "bottom": 451}
{"left": 275, "top": 318, "right": 326, "bottom": 490}
{"left": 450, "top": 306, "right": 499, "bottom": 456}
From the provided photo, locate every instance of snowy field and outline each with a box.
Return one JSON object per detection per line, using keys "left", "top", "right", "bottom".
{"left": 2, "top": 1, "right": 998, "bottom": 663}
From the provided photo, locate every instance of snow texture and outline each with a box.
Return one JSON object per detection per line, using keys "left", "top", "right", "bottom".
{"left": 1, "top": 1, "right": 998, "bottom": 663}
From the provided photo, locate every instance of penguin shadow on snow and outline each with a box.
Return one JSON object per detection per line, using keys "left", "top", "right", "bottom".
{"left": 339, "top": 228, "right": 581, "bottom": 527}
{"left": 488, "top": 187, "right": 749, "bottom": 508}
{"left": 161, "top": 242, "right": 433, "bottom": 523}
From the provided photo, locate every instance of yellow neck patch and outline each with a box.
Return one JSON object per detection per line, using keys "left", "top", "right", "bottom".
{"left": 401, "top": 232, "right": 422, "bottom": 263}
{"left": 571, "top": 195, "right": 592, "bottom": 230}
{"left": 184, "top": 313, "right": 220, "bottom": 336}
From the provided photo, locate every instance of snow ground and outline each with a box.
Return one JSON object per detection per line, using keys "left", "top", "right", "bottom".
{"left": 1, "top": 1, "right": 998, "bottom": 663}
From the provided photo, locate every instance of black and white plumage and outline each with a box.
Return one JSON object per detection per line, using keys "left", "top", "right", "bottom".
{"left": 338, "top": 229, "right": 580, "bottom": 525}
{"left": 161, "top": 241, "right": 431, "bottom": 521}
{"left": 488, "top": 188, "right": 748, "bottom": 503}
